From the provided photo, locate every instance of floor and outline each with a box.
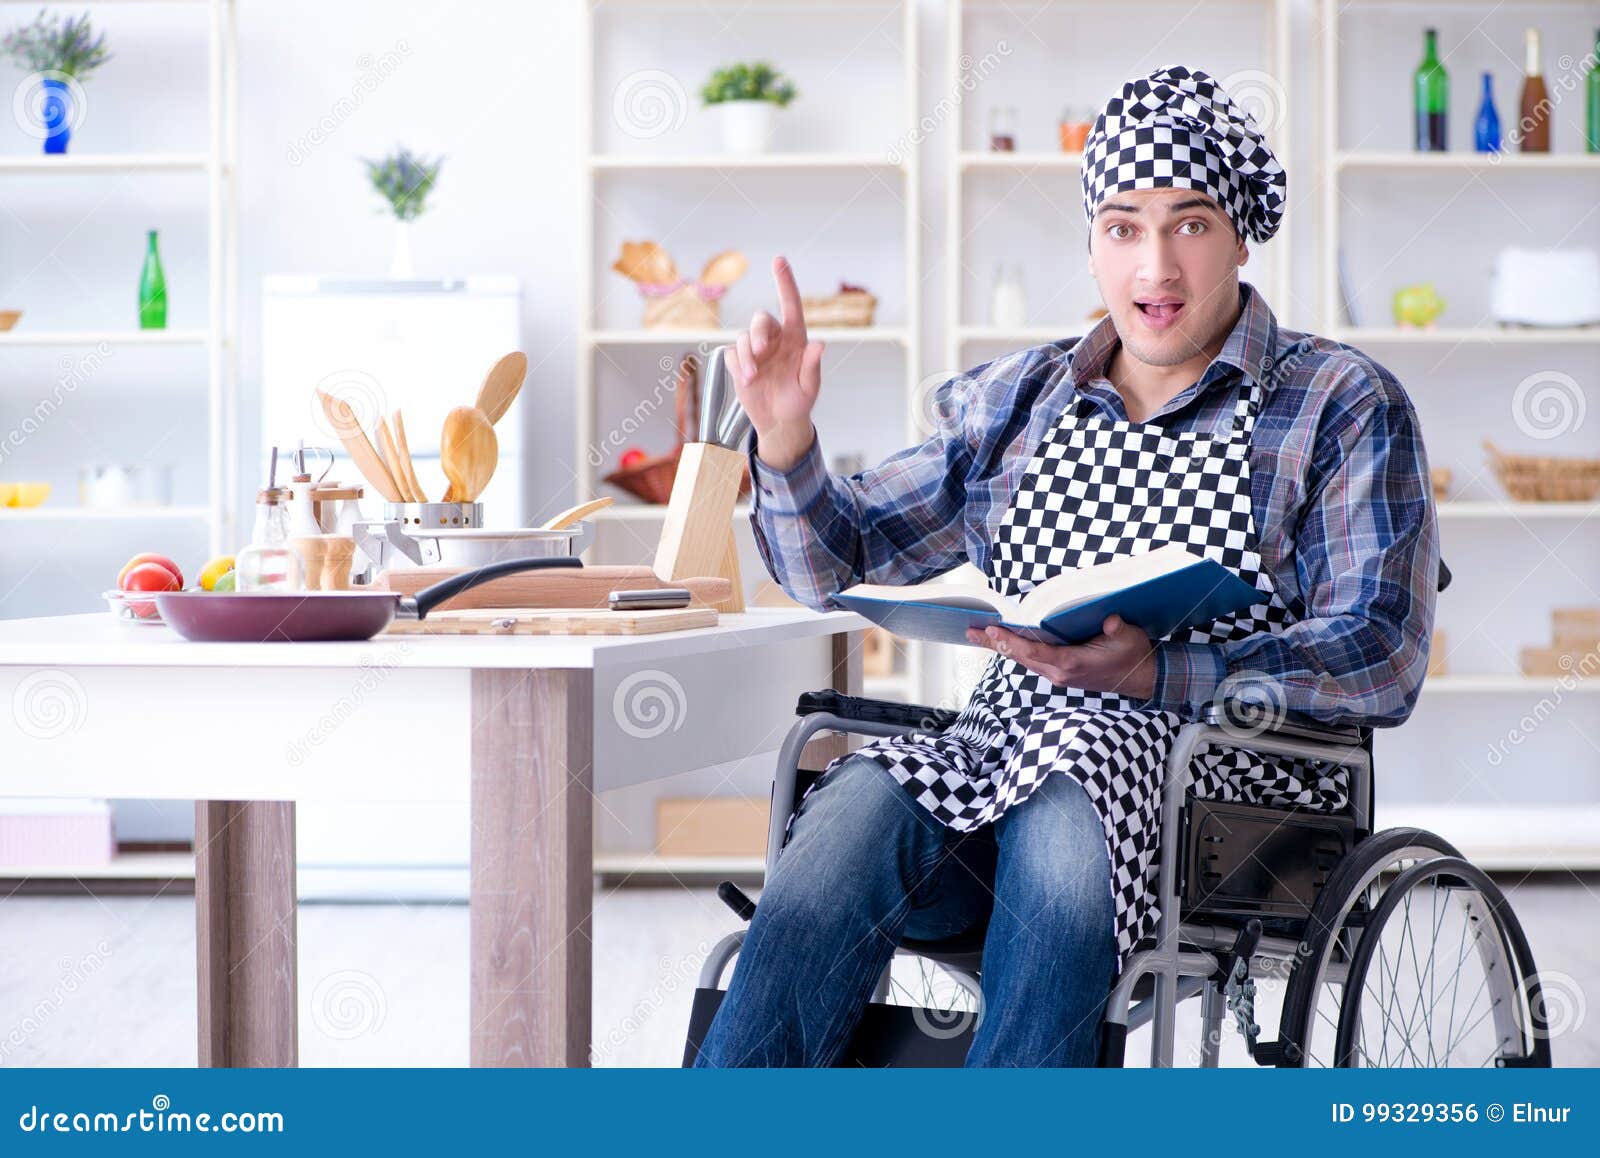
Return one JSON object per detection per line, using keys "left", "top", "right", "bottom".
{"left": 1, "top": 878, "right": 1594, "bottom": 1067}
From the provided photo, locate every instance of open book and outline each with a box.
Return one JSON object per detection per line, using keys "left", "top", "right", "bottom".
{"left": 831, "top": 543, "right": 1262, "bottom": 647}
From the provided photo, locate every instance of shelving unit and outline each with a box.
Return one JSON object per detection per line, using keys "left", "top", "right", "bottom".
{"left": 944, "top": 0, "right": 1293, "bottom": 376}
{"left": 1318, "top": 0, "right": 1600, "bottom": 869}
{"left": 0, "top": 0, "right": 238, "bottom": 556}
{"left": 575, "top": 0, "right": 923, "bottom": 701}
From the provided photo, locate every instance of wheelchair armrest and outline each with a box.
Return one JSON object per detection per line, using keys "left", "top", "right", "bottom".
{"left": 1202, "top": 695, "right": 1367, "bottom": 746}
{"left": 796, "top": 689, "right": 959, "bottom": 734}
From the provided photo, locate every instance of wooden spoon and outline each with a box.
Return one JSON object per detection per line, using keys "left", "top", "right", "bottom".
{"left": 315, "top": 389, "right": 402, "bottom": 502}
{"left": 440, "top": 405, "right": 497, "bottom": 503}
{"left": 541, "top": 496, "right": 613, "bottom": 530}
{"left": 474, "top": 352, "right": 528, "bottom": 426}
{"left": 390, "top": 409, "right": 428, "bottom": 502}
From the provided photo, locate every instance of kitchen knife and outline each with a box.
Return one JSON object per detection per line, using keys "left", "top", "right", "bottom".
{"left": 700, "top": 345, "right": 730, "bottom": 445}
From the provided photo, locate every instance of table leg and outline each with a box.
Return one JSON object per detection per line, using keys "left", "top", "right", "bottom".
{"left": 194, "top": 801, "right": 298, "bottom": 1067}
{"left": 470, "top": 668, "right": 594, "bottom": 1066}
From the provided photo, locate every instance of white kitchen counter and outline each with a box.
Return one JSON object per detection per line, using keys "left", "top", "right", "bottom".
{"left": 0, "top": 607, "right": 866, "bottom": 669}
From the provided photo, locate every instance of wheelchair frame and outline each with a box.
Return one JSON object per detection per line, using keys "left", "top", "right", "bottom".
{"left": 697, "top": 695, "right": 1379, "bottom": 1068}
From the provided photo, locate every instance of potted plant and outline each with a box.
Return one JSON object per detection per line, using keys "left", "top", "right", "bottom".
{"left": 362, "top": 146, "right": 443, "bottom": 277}
{"left": 700, "top": 61, "right": 797, "bottom": 154}
{"left": 2, "top": 10, "right": 112, "bottom": 154}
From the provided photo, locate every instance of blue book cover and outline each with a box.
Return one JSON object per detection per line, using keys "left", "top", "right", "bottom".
{"left": 831, "top": 549, "right": 1260, "bottom": 647}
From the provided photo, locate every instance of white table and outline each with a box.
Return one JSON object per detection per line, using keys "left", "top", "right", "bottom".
{"left": 0, "top": 608, "right": 867, "bottom": 1066}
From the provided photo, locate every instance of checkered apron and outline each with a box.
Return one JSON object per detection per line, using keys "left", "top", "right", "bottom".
{"left": 818, "top": 374, "right": 1349, "bottom": 973}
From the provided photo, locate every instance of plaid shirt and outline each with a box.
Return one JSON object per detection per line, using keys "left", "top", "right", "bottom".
{"left": 746, "top": 281, "right": 1441, "bottom": 728}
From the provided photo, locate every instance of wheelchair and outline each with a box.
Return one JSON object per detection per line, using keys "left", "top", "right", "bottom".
{"left": 686, "top": 578, "right": 1554, "bottom": 1067}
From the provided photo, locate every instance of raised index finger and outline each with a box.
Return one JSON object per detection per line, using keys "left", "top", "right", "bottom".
{"left": 772, "top": 254, "right": 806, "bottom": 334}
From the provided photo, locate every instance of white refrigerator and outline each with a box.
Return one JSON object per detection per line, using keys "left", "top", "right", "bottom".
{"left": 261, "top": 275, "right": 522, "bottom": 900}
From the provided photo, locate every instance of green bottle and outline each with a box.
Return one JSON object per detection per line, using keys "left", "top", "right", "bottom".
{"left": 1415, "top": 28, "right": 1449, "bottom": 151}
{"left": 1588, "top": 29, "right": 1600, "bottom": 152}
{"left": 138, "top": 229, "right": 167, "bottom": 330}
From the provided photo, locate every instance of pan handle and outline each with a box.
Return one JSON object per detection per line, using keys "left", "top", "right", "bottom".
{"left": 403, "top": 555, "right": 583, "bottom": 620}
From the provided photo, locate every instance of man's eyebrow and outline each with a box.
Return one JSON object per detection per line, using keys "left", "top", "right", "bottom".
{"left": 1096, "top": 196, "right": 1221, "bottom": 218}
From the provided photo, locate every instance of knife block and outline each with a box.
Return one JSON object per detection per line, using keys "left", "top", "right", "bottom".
{"left": 652, "top": 441, "right": 745, "bottom": 613}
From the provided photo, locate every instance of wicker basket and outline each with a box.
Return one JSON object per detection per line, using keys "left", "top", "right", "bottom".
{"left": 601, "top": 353, "right": 751, "bottom": 504}
{"left": 642, "top": 283, "right": 721, "bottom": 330}
{"left": 1482, "top": 439, "right": 1600, "bottom": 502}
{"left": 801, "top": 287, "right": 877, "bottom": 328}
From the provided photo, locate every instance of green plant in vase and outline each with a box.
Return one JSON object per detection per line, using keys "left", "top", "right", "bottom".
{"left": 363, "top": 145, "right": 443, "bottom": 277}
{"left": 2, "top": 9, "right": 112, "bottom": 154}
{"left": 700, "top": 62, "right": 797, "bottom": 154}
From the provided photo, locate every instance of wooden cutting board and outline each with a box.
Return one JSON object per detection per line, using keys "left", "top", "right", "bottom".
{"left": 376, "top": 564, "right": 730, "bottom": 612}
{"left": 386, "top": 606, "right": 717, "bottom": 636}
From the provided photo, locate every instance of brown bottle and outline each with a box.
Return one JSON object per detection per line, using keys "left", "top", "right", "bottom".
{"left": 1519, "top": 27, "right": 1551, "bottom": 152}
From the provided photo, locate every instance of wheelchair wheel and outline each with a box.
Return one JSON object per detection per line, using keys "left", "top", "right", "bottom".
{"left": 877, "top": 954, "right": 984, "bottom": 1042}
{"left": 1276, "top": 828, "right": 1551, "bottom": 1067}
{"left": 1332, "top": 856, "right": 1551, "bottom": 1067}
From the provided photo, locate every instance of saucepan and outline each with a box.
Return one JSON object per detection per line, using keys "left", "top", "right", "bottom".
{"left": 155, "top": 556, "right": 582, "bottom": 643}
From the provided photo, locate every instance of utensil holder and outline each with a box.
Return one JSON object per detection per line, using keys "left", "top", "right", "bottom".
{"left": 383, "top": 501, "right": 484, "bottom": 528}
{"left": 652, "top": 441, "right": 746, "bottom": 613}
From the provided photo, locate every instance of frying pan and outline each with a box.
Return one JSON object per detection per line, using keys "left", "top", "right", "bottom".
{"left": 155, "top": 556, "right": 583, "bottom": 643}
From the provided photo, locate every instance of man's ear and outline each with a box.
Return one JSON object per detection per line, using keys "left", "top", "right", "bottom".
{"left": 1236, "top": 237, "right": 1250, "bottom": 269}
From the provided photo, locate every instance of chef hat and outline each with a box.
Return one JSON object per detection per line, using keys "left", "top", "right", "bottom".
{"left": 1080, "top": 66, "right": 1286, "bottom": 244}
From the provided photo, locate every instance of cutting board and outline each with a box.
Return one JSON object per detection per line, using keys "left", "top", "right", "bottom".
{"left": 376, "top": 564, "right": 730, "bottom": 612}
{"left": 385, "top": 606, "right": 717, "bottom": 636}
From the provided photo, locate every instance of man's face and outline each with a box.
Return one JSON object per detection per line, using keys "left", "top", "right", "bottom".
{"left": 1086, "top": 186, "right": 1249, "bottom": 368}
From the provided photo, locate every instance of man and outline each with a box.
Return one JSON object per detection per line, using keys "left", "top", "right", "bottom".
{"left": 692, "top": 66, "right": 1439, "bottom": 1067}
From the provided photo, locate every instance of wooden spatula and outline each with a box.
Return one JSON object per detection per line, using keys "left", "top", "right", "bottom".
{"left": 376, "top": 416, "right": 416, "bottom": 503}
{"left": 315, "top": 389, "right": 402, "bottom": 502}
{"left": 390, "top": 409, "right": 429, "bottom": 502}
{"left": 474, "top": 352, "right": 527, "bottom": 426}
{"left": 440, "top": 405, "right": 497, "bottom": 503}
{"left": 541, "top": 496, "right": 613, "bottom": 530}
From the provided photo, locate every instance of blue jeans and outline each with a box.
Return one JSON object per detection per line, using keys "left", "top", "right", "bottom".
{"left": 693, "top": 752, "right": 1117, "bottom": 1067}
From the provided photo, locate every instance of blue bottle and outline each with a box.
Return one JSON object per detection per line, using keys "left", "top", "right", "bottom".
{"left": 1475, "top": 71, "right": 1502, "bottom": 152}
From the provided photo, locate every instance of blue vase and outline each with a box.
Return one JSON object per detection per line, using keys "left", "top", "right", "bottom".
{"left": 1474, "top": 72, "right": 1501, "bottom": 153}
{"left": 40, "top": 77, "right": 72, "bottom": 154}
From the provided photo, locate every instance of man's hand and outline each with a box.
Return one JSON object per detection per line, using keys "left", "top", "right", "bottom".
{"left": 966, "top": 614, "right": 1158, "bottom": 700}
{"left": 725, "top": 254, "right": 826, "bottom": 472}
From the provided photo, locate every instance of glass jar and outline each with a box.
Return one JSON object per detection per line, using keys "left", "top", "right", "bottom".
{"left": 237, "top": 486, "right": 304, "bottom": 592}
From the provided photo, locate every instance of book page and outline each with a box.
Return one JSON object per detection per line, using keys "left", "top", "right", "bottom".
{"left": 1015, "top": 543, "right": 1204, "bottom": 618}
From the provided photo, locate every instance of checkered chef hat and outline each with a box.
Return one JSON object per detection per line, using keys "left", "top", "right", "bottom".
{"left": 1081, "top": 66, "right": 1287, "bottom": 244}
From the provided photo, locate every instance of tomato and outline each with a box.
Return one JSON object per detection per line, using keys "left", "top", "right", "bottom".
{"left": 121, "top": 561, "right": 182, "bottom": 619}
{"left": 118, "top": 552, "right": 183, "bottom": 590}
{"left": 619, "top": 447, "right": 647, "bottom": 469}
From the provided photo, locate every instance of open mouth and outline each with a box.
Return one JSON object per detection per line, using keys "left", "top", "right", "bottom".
{"left": 1134, "top": 300, "right": 1185, "bottom": 324}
